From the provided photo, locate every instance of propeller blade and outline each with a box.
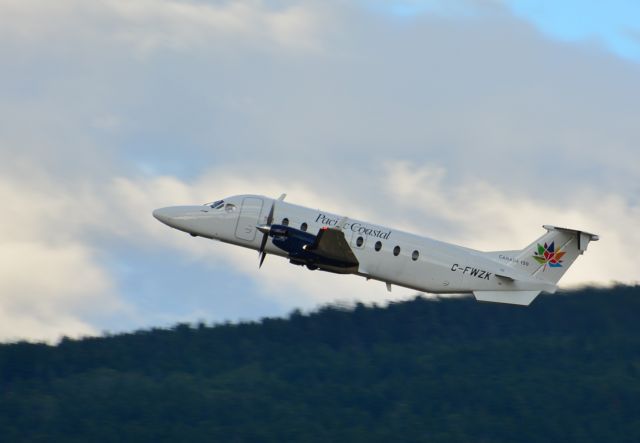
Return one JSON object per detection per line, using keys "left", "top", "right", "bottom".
{"left": 258, "top": 199, "right": 276, "bottom": 268}
{"left": 259, "top": 201, "right": 275, "bottom": 252}
{"left": 266, "top": 200, "right": 275, "bottom": 225}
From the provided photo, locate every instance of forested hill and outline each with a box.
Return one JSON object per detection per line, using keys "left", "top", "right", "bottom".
{"left": 1, "top": 286, "right": 639, "bottom": 443}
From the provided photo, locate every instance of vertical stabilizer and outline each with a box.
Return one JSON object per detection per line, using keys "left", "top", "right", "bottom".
{"left": 508, "top": 226, "right": 599, "bottom": 284}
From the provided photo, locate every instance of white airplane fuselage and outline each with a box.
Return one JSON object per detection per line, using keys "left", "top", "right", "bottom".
{"left": 153, "top": 194, "right": 598, "bottom": 306}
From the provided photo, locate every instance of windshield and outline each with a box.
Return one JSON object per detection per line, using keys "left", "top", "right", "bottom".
{"left": 205, "top": 200, "right": 225, "bottom": 209}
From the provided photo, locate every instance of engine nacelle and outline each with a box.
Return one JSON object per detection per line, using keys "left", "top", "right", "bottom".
{"left": 267, "top": 225, "right": 357, "bottom": 274}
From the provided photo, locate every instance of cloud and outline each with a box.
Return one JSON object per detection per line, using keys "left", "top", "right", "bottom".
{"left": 0, "top": 177, "right": 128, "bottom": 343}
{"left": 2, "top": 156, "right": 630, "bottom": 342}
{"left": 0, "top": 0, "right": 325, "bottom": 54}
{"left": 105, "top": 173, "right": 397, "bottom": 308}
{"left": 383, "top": 162, "right": 639, "bottom": 287}
{"left": 0, "top": 0, "right": 639, "bottom": 341}
{"left": 108, "top": 162, "right": 637, "bottom": 314}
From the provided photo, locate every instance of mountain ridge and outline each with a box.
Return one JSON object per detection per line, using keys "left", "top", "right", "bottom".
{"left": 1, "top": 285, "right": 638, "bottom": 442}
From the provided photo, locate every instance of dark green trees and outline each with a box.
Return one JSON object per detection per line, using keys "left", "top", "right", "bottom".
{"left": 1, "top": 286, "right": 639, "bottom": 442}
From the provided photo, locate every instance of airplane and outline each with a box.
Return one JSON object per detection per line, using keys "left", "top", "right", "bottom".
{"left": 153, "top": 194, "right": 598, "bottom": 306}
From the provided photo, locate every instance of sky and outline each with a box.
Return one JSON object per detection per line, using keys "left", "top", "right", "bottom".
{"left": 1, "top": 0, "right": 639, "bottom": 343}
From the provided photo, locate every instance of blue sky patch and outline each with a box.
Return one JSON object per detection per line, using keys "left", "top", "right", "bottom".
{"left": 507, "top": 0, "right": 640, "bottom": 62}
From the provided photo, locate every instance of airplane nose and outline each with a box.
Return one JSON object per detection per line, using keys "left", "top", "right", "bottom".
{"left": 152, "top": 207, "right": 172, "bottom": 224}
{"left": 152, "top": 205, "right": 209, "bottom": 232}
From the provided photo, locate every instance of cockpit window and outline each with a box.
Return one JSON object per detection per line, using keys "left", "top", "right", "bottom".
{"left": 224, "top": 203, "right": 237, "bottom": 212}
{"left": 206, "top": 200, "right": 225, "bottom": 209}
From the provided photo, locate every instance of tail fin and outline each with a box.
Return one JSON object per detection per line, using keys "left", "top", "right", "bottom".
{"left": 500, "top": 225, "right": 599, "bottom": 285}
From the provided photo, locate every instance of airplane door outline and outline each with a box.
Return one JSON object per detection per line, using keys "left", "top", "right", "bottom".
{"left": 234, "top": 197, "right": 264, "bottom": 242}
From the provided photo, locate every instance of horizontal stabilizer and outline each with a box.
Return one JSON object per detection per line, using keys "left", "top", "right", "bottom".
{"left": 542, "top": 225, "right": 599, "bottom": 252}
{"left": 473, "top": 290, "right": 541, "bottom": 306}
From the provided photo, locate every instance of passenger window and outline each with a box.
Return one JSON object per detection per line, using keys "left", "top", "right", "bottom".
{"left": 375, "top": 241, "right": 382, "bottom": 251}
{"left": 393, "top": 246, "right": 401, "bottom": 256}
{"left": 356, "top": 236, "right": 364, "bottom": 247}
{"left": 282, "top": 218, "right": 289, "bottom": 226}
{"left": 412, "top": 250, "right": 419, "bottom": 261}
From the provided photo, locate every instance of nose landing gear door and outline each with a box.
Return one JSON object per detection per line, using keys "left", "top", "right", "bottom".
{"left": 235, "top": 197, "right": 264, "bottom": 242}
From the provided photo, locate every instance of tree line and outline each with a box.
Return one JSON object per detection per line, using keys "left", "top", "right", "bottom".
{"left": 1, "top": 285, "right": 638, "bottom": 442}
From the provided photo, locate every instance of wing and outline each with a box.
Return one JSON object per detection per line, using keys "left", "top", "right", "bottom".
{"left": 309, "top": 227, "right": 359, "bottom": 269}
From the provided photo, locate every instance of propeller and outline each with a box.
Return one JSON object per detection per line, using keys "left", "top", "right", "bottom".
{"left": 257, "top": 200, "right": 276, "bottom": 268}
{"left": 257, "top": 194, "right": 286, "bottom": 268}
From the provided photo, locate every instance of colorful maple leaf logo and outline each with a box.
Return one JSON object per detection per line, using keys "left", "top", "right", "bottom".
{"left": 533, "top": 242, "right": 565, "bottom": 270}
